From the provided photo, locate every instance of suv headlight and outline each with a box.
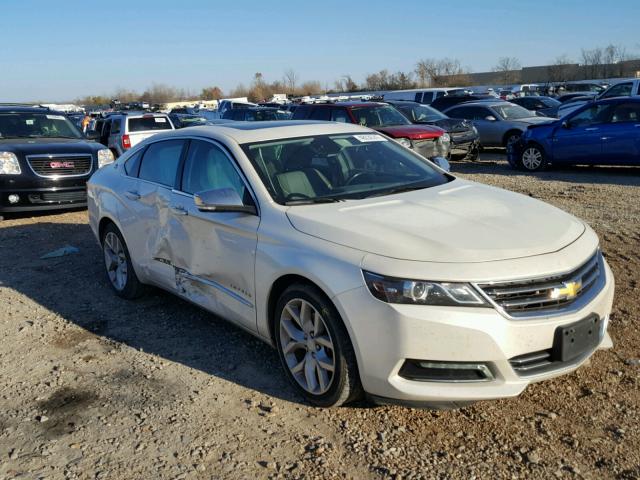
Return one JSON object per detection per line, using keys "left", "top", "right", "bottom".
{"left": 97, "top": 149, "right": 115, "bottom": 168}
{"left": 396, "top": 137, "right": 412, "bottom": 148}
{"left": 0, "top": 152, "right": 21, "bottom": 175}
{"left": 440, "top": 133, "right": 451, "bottom": 144}
{"left": 363, "top": 271, "right": 488, "bottom": 307}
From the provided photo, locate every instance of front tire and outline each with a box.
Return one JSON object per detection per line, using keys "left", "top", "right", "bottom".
{"left": 504, "top": 131, "right": 522, "bottom": 149}
{"left": 520, "top": 144, "right": 547, "bottom": 171}
{"left": 101, "top": 223, "right": 146, "bottom": 299}
{"left": 274, "top": 283, "right": 362, "bottom": 407}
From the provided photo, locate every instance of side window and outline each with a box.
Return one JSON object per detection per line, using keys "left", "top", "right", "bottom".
{"left": 330, "top": 108, "right": 350, "bottom": 123}
{"left": 123, "top": 148, "right": 144, "bottom": 177}
{"left": 474, "top": 108, "right": 494, "bottom": 120}
{"left": 138, "top": 139, "right": 185, "bottom": 187}
{"left": 111, "top": 118, "right": 121, "bottom": 134}
{"left": 309, "top": 107, "right": 331, "bottom": 121}
{"left": 447, "top": 107, "right": 473, "bottom": 119}
{"left": 435, "top": 91, "right": 445, "bottom": 100}
{"left": 609, "top": 102, "right": 640, "bottom": 123}
{"left": 601, "top": 82, "right": 633, "bottom": 99}
{"left": 245, "top": 111, "right": 256, "bottom": 121}
{"left": 568, "top": 104, "right": 611, "bottom": 128}
{"left": 180, "top": 140, "right": 248, "bottom": 201}
{"left": 414, "top": 93, "right": 424, "bottom": 103}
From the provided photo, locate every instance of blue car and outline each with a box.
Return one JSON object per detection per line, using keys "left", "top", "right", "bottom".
{"left": 508, "top": 97, "right": 640, "bottom": 171}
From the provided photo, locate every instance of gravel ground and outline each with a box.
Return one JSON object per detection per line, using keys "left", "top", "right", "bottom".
{"left": 0, "top": 152, "right": 638, "bottom": 480}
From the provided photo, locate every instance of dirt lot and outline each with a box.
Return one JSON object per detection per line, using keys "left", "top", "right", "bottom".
{"left": 1, "top": 152, "right": 639, "bottom": 480}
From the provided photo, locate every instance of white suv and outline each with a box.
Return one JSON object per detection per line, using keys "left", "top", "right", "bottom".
{"left": 87, "top": 121, "right": 614, "bottom": 408}
{"left": 93, "top": 112, "right": 175, "bottom": 157}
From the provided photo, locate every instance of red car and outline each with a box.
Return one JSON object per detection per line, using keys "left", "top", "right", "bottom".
{"left": 292, "top": 102, "right": 450, "bottom": 162}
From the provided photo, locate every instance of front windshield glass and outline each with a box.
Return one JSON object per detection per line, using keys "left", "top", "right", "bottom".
{"left": 350, "top": 106, "right": 411, "bottom": 127}
{"left": 241, "top": 133, "right": 451, "bottom": 205}
{"left": 399, "top": 104, "right": 447, "bottom": 123}
{"left": 179, "top": 115, "right": 208, "bottom": 125}
{"left": 540, "top": 97, "right": 561, "bottom": 107}
{"left": 492, "top": 104, "right": 534, "bottom": 120}
{"left": 0, "top": 112, "right": 83, "bottom": 139}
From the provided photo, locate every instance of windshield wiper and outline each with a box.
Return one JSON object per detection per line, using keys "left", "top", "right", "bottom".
{"left": 284, "top": 197, "right": 345, "bottom": 206}
{"left": 363, "top": 183, "right": 430, "bottom": 199}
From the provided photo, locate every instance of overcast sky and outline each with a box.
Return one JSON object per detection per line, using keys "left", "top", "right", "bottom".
{"left": 1, "top": 0, "right": 639, "bottom": 101}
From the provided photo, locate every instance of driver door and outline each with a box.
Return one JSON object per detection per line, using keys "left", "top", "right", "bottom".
{"left": 167, "top": 139, "right": 260, "bottom": 333}
{"left": 553, "top": 104, "right": 611, "bottom": 164}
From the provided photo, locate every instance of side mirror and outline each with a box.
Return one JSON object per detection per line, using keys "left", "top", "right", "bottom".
{"left": 561, "top": 120, "right": 570, "bottom": 129}
{"left": 431, "top": 156, "right": 451, "bottom": 172}
{"left": 85, "top": 130, "right": 100, "bottom": 141}
{"left": 484, "top": 115, "right": 497, "bottom": 121}
{"left": 194, "top": 188, "right": 256, "bottom": 215}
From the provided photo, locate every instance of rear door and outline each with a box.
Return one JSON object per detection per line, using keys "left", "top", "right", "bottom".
{"left": 167, "top": 139, "right": 260, "bottom": 332}
{"left": 598, "top": 101, "right": 640, "bottom": 165}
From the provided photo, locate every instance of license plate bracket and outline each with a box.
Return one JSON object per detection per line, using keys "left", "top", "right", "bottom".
{"left": 553, "top": 315, "right": 601, "bottom": 362}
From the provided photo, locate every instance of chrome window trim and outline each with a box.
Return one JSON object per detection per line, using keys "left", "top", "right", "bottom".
{"left": 473, "top": 249, "right": 605, "bottom": 320}
{"left": 25, "top": 153, "right": 93, "bottom": 179}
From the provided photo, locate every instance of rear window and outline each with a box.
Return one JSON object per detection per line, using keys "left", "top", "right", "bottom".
{"left": 127, "top": 116, "right": 172, "bottom": 132}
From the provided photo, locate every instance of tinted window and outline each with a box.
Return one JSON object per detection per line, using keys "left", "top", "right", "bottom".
{"left": 181, "top": 140, "right": 247, "bottom": 200}
{"left": 309, "top": 107, "right": 331, "bottom": 121}
{"left": 446, "top": 107, "right": 476, "bottom": 120}
{"left": 138, "top": 140, "right": 185, "bottom": 187}
{"left": 111, "top": 118, "right": 121, "bottom": 134}
{"left": 291, "top": 106, "right": 311, "bottom": 120}
{"left": 568, "top": 104, "right": 612, "bottom": 127}
{"left": 350, "top": 106, "right": 410, "bottom": 127}
{"left": 123, "top": 148, "right": 144, "bottom": 176}
{"left": 330, "top": 108, "right": 350, "bottom": 123}
{"left": 610, "top": 102, "right": 640, "bottom": 123}
{"left": 0, "top": 112, "right": 83, "bottom": 139}
{"left": 127, "top": 116, "right": 172, "bottom": 132}
{"left": 601, "top": 82, "right": 633, "bottom": 99}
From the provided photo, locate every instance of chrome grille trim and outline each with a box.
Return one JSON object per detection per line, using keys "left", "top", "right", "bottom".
{"left": 475, "top": 251, "right": 604, "bottom": 318}
{"left": 26, "top": 153, "right": 93, "bottom": 178}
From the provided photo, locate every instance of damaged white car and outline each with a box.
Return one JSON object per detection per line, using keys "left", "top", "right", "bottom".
{"left": 87, "top": 121, "right": 614, "bottom": 408}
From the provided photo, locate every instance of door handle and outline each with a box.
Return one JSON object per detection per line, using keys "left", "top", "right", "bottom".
{"left": 170, "top": 204, "right": 188, "bottom": 215}
{"left": 601, "top": 137, "right": 610, "bottom": 141}
{"left": 124, "top": 191, "right": 140, "bottom": 200}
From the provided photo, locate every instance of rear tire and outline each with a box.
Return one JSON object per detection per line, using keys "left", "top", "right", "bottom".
{"left": 274, "top": 283, "right": 362, "bottom": 407}
{"left": 101, "top": 223, "right": 146, "bottom": 299}
{"left": 520, "top": 144, "right": 547, "bottom": 171}
{"left": 465, "top": 143, "right": 480, "bottom": 162}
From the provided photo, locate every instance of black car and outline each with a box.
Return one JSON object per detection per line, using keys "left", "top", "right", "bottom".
{"left": 0, "top": 106, "right": 113, "bottom": 213}
{"left": 168, "top": 113, "right": 210, "bottom": 128}
{"left": 510, "top": 96, "right": 561, "bottom": 118}
{"left": 221, "top": 107, "right": 291, "bottom": 121}
{"left": 430, "top": 94, "right": 496, "bottom": 112}
{"left": 556, "top": 92, "right": 598, "bottom": 103}
{"left": 387, "top": 100, "right": 480, "bottom": 159}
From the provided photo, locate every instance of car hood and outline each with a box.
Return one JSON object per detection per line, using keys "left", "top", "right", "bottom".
{"left": 0, "top": 138, "right": 101, "bottom": 156}
{"left": 424, "top": 118, "right": 473, "bottom": 133}
{"left": 285, "top": 179, "right": 585, "bottom": 263}
{"left": 373, "top": 124, "right": 444, "bottom": 140}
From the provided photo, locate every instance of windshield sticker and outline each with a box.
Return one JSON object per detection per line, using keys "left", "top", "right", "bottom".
{"left": 353, "top": 134, "right": 387, "bottom": 143}
{"left": 26, "top": 119, "right": 35, "bottom": 125}
{"left": 154, "top": 117, "right": 167, "bottom": 123}
{"left": 46, "top": 115, "right": 66, "bottom": 120}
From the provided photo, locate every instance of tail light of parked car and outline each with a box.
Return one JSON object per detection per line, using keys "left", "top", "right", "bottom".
{"left": 122, "top": 134, "right": 131, "bottom": 150}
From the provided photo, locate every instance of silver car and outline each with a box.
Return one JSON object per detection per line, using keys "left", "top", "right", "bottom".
{"left": 444, "top": 101, "right": 554, "bottom": 148}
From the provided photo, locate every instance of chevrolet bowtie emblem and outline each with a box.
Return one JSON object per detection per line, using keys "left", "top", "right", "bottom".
{"left": 550, "top": 280, "right": 582, "bottom": 300}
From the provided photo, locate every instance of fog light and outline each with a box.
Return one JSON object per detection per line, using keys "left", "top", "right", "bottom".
{"left": 8, "top": 194, "right": 19, "bottom": 204}
{"left": 399, "top": 359, "right": 494, "bottom": 382}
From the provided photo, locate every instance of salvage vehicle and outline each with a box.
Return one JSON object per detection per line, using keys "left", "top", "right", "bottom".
{"left": 383, "top": 88, "right": 468, "bottom": 105}
{"left": 444, "top": 101, "right": 555, "bottom": 148}
{"left": 510, "top": 96, "right": 561, "bottom": 118}
{"left": 92, "top": 112, "right": 174, "bottom": 158}
{"left": 509, "top": 97, "right": 640, "bottom": 171}
{"left": 88, "top": 121, "right": 614, "bottom": 408}
{"left": 387, "top": 100, "right": 480, "bottom": 159}
{"left": 292, "top": 102, "right": 450, "bottom": 164}
{"left": 168, "top": 113, "right": 210, "bottom": 129}
{"left": 222, "top": 107, "right": 291, "bottom": 121}
{"left": 0, "top": 105, "right": 114, "bottom": 212}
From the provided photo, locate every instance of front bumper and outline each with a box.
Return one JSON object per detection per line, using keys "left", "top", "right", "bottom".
{"left": 333, "top": 259, "right": 614, "bottom": 407}
{"left": 0, "top": 184, "right": 88, "bottom": 212}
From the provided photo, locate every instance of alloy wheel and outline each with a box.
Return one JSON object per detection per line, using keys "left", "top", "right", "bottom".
{"left": 279, "top": 298, "right": 336, "bottom": 395}
{"left": 103, "top": 231, "right": 128, "bottom": 291}
{"left": 522, "top": 147, "right": 543, "bottom": 170}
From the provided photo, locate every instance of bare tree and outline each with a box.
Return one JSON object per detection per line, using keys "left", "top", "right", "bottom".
{"left": 493, "top": 57, "right": 521, "bottom": 84}
{"left": 414, "top": 58, "right": 469, "bottom": 87}
{"left": 283, "top": 69, "right": 299, "bottom": 95}
{"left": 547, "top": 55, "right": 576, "bottom": 83}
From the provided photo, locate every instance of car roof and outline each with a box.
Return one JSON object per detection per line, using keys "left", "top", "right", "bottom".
{"left": 308, "top": 102, "right": 387, "bottom": 108}
{"left": 446, "top": 101, "right": 510, "bottom": 108}
{"left": 143, "top": 120, "right": 372, "bottom": 144}
{"left": 0, "top": 106, "right": 60, "bottom": 114}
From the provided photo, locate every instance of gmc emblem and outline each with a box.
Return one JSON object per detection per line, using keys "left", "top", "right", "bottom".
{"left": 50, "top": 161, "right": 75, "bottom": 168}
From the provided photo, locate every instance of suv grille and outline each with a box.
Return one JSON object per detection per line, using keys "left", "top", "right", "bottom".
{"left": 26, "top": 154, "right": 93, "bottom": 178}
{"left": 477, "top": 252, "right": 601, "bottom": 316}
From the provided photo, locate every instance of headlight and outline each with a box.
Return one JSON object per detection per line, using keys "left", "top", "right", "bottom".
{"left": 0, "top": 152, "right": 21, "bottom": 175}
{"left": 396, "top": 137, "right": 412, "bottom": 148}
{"left": 363, "top": 271, "right": 488, "bottom": 307}
{"left": 472, "top": 125, "right": 478, "bottom": 135}
{"left": 97, "top": 149, "right": 115, "bottom": 168}
{"left": 440, "top": 133, "right": 451, "bottom": 144}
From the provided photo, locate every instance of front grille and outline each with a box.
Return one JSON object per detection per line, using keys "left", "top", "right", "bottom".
{"left": 413, "top": 138, "right": 437, "bottom": 158}
{"left": 26, "top": 154, "right": 93, "bottom": 178}
{"left": 28, "top": 190, "right": 87, "bottom": 204}
{"left": 477, "top": 252, "right": 602, "bottom": 316}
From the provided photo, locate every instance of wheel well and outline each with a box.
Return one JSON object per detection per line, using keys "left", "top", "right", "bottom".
{"left": 98, "top": 217, "right": 116, "bottom": 243}
{"left": 266, "top": 274, "right": 328, "bottom": 345}
{"left": 502, "top": 129, "right": 523, "bottom": 146}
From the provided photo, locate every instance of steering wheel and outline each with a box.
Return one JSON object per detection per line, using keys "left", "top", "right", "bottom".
{"left": 345, "top": 171, "right": 376, "bottom": 186}
{"left": 284, "top": 192, "right": 311, "bottom": 201}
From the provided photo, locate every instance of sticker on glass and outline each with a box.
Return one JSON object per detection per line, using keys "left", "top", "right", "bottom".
{"left": 154, "top": 117, "right": 167, "bottom": 123}
{"left": 46, "top": 115, "right": 65, "bottom": 120}
{"left": 26, "top": 119, "right": 35, "bottom": 125}
{"left": 353, "top": 134, "right": 387, "bottom": 143}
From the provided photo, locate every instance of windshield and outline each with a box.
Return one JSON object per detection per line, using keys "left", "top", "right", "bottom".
{"left": 179, "top": 115, "right": 208, "bottom": 125}
{"left": 0, "top": 112, "right": 83, "bottom": 139}
{"left": 398, "top": 104, "right": 447, "bottom": 123}
{"left": 492, "top": 104, "right": 534, "bottom": 120}
{"left": 540, "top": 97, "right": 561, "bottom": 107}
{"left": 241, "top": 133, "right": 451, "bottom": 205}
{"left": 350, "top": 106, "right": 411, "bottom": 127}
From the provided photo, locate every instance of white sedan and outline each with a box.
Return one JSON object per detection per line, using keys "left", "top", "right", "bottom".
{"left": 87, "top": 121, "right": 614, "bottom": 408}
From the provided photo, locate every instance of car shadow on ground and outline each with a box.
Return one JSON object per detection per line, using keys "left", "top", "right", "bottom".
{"left": 0, "top": 220, "right": 310, "bottom": 405}
{"left": 451, "top": 156, "right": 640, "bottom": 187}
